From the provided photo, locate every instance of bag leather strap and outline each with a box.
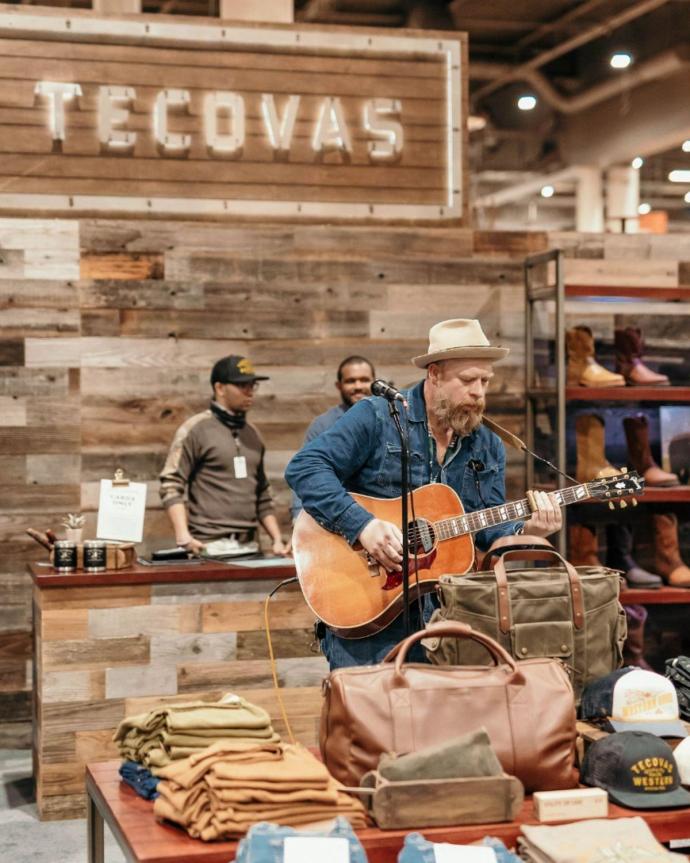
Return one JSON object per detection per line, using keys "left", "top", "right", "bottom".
{"left": 493, "top": 547, "right": 585, "bottom": 635}
{"left": 383, "top": 621, "right": 521, "bottom": 683}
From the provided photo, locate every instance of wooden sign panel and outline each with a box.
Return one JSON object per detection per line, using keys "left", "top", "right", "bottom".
{"left": 0, "top": 6, "right": 466, "bottom": 222}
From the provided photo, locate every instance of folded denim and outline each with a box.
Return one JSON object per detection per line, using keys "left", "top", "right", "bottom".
{"left": 234, "top": 818, "right": 369, "bottom": 863}
{"left": 118, "top": 760, "right": 161, "bottom": 801}
{"left": 399, "top": 834, "right": 520, "bottom": 863}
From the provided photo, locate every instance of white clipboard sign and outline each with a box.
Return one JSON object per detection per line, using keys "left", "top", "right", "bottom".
{"left": 96, "top": 472, "right": 147, "bottom": 543}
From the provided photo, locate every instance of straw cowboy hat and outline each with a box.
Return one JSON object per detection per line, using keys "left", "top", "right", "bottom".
{"left": 412, "top": 318, "right": 510, "bottom": 368}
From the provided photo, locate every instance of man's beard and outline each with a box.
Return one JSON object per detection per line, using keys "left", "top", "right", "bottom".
{"left": 433, "top": 398, "right": 485, "bottom": 437}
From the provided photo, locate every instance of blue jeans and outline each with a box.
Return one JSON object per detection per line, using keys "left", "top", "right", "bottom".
{"left": 321, "top": 596, "right": 437, "bottom": 670}
{"left": 234, "top": 817, "right": 368, "bottom": 863}
{"left": 399, "top": 834, "right": 521, "bottom": 863}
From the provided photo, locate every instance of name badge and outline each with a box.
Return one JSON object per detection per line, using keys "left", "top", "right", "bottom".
{"left": 233, "top": 456, "right": 247, "bottom": 479}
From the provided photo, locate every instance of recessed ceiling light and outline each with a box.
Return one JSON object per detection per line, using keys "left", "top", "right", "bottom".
{"left": 517, "top": 95, "right": 537, "bottom": 111}
{"left": 682, "top": 140, "right": 690, "bottom": 153}
{"left": 540, "top": 185, "right": 555, "bottom": 198}
{"left": 670, "top": 170, "right": 690, "bottom": 182}
{"left": 631, "top": 156, "right": 644, "bottom": 170}
{"left": 685, "top": 191, "right": 690, "bottom": 204}
{"left": 610, "top": 52, "right": 633, "bottom": 69}
{"left": 638, "top": 203, "right": 651, "bottom": 215}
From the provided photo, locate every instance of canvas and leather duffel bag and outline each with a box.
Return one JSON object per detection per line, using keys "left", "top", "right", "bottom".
{"left": 320, "top": 622, "right": 578, "bottom": 792}
{"left": 424, "top": 539, "right": 627, "bottom": 700}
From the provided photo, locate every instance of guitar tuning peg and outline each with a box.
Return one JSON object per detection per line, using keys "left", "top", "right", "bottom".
{"left": 621, "top": 466, "right": 627, "bottom": 473}
{"left": 620, "top": 500, "right": 628, "bottom": 509}
{"left": 609, "top": 501, "right": 615, "bottom": 510}
{"left": 631, "top": 498, "right": 638, "bottom": 507}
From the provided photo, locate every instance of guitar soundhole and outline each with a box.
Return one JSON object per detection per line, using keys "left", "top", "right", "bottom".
{"left": 408, "top": 518, "right": 435, "bottom": 554}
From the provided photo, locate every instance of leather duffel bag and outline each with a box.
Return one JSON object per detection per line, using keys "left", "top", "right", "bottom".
{"left": 320, "top": 622, "right": 578, "bottom": 792}
{"left": 424, "top": 539, "right": 626, "bottom": 700}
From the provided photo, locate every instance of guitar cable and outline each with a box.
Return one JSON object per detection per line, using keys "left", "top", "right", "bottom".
{"left": 263, "top": 576, "right": 299, "bottom": 745}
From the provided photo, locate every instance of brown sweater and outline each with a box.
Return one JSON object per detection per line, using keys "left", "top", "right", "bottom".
{"left": 159, "top": 408, "right": 274, "bottom": 541}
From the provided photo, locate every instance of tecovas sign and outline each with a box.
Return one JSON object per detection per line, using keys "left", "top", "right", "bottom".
{"left": 0, "top": 5, "right": 466, "bottom": 221}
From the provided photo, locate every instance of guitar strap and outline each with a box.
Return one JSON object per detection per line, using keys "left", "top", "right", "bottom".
{"left": 482, "top": 416, "right": 527, "bottom": 452}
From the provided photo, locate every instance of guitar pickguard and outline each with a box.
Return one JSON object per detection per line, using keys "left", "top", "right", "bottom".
{"left": 382, "top": 549, "right": 438, "bottom": 590}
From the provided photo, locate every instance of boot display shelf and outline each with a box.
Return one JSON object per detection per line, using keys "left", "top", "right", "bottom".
{"left": 524, "top": 249, "right": 690, "bottom": 561}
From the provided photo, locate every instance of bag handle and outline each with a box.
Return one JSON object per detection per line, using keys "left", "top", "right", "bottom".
{"left": 480, "top": 534, "right": 555, "bottom": 570}
{"left": 383, "top": 621, "right": 521, "bottom": 682}
{"left": 493, "top": 547, "right": 585, "bottom": 634}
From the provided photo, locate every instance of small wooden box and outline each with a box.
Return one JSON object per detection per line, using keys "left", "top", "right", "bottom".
{"left": 50, "top": 542, "right": 136, "bottom": 571}
{"left": 533, "top": 788, "right": 608, "bottom": 823}
{"left": 359, "top": 770, "right": 524, "bottom": 830}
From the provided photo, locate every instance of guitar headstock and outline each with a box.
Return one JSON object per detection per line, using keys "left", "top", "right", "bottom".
{"left": 586, "top": 469, "right": 645, "bottom": 509}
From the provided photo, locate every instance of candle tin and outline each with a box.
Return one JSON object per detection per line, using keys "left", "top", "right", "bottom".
{"left": 83, "top": 540, "right": 107, "bottom": 572}
{"left": 54, "top": 540, "right": 77, "bottom": 572}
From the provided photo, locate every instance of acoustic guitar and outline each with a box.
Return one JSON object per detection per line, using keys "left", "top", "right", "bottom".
{"left": 292, "top": 472, "right": 644, "bottom": 638}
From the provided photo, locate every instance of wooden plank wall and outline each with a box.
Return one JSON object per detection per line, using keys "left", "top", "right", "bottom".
{"left": 5, "top": 220, "right": 690, "bottom": 748}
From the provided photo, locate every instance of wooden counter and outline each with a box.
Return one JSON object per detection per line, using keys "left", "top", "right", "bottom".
{"left": 29, "top": 559, "right": 326, "bottom": 821}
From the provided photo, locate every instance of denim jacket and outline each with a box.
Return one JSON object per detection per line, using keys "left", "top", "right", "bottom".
{"left": 285, "top": 380, "right": 522, "bottom": 551}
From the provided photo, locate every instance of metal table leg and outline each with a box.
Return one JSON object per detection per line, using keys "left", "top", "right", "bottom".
{"left": 87, "top": 787, "right": 105, "bottom": 863}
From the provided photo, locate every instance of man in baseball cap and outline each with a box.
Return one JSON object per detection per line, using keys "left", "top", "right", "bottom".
{"left": 160, "top": 354, "right": 288, "bottom": 558}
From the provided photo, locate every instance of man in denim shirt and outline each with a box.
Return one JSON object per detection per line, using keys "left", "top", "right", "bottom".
{"left": 286, "top": 319, "right": 561, "bottom": 669}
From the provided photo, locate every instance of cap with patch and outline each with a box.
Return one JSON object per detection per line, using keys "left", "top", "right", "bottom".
{"left": 210, "top": 355, "right": 269, "bottom": 386}
{"left": 581, "top": 668, "right": 687, "bottom": 738}
{"left": 673, "top": 736, "right": 690, "bottom": 786}
{"left": 581, "top": 730, "right": 690, "bottom": 809}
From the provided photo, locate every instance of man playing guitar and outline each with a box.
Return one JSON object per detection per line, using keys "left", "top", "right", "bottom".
{"left": 285, "top": 319, "right": 562, "bottom": 670}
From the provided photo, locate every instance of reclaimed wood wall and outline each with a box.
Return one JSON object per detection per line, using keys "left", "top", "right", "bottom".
{"left": 5, "top": 220, "right": 690, "bottom": 750}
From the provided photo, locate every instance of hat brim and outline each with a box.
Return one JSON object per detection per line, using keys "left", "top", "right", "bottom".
{"left": 412, "top": 346, "right": 510, "bottom": 368}
{"left": 224, "top": 375, "right": 270, "bottom": 383}
{"left": 610, "top": 719, "right": 688, "bottom": 738}
{"left": 607, "top": 784, "right": 690, "bottom": 810}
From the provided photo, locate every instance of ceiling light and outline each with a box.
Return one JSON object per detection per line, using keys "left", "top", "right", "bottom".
{"left": 517, "top": 95, "right": 537, "bottom": 111}
{"left": 682, "top": 140, "right": 690, "bottom": 153}
{"left": 670, "top": 170, "right": 690, "bottom": 183}
{"left": 637, "top": 203, "right": 651, "bottom": 215}
{"left": 685, "top": 191, "right": 690, "bottom": 204}
{"left": 610, "top": 52, "right": 632, "bottom": 69}
{"left": 631, "top": 156, "right": 644, "bottom": 170}
{"left": 540, "top": 185, "right": 555, "bottom": 198}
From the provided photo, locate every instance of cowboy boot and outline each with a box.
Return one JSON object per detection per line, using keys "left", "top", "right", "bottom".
{"left": 623, "top": 604, "right": 653, "bottom": 670}
{"left": 568, "top": 523, "right": 600, "bottom": 566}
{"left": 623, "top": 414, "right": 680, "bottom": 487}
{"left": 566, "top": 325, "right": 625, "bottom": 388}
{"left": 615, "top": 327, "right": 670, "bottom": 386}
{"left": 653, "top": 512, "right": 690, "bottom": 587}
{"left": 575, "top": 414, "right": 618, "bottom": 483}
{"left": 606, "top": 522, "right": 662, "bottom": 588}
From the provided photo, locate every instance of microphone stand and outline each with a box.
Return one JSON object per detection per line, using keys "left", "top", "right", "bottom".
{"left": 388, "top": 400, "right": 412, "bottom": 637}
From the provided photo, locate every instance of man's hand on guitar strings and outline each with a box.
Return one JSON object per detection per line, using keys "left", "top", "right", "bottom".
{"left": 523, "top": 489, "right": 562, "bottom": 538}
{"left": 359, "top": 519, "right": 404, "bottom": 572}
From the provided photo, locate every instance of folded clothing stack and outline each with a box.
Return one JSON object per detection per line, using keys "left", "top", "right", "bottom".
{"left": 519, "top": 817, "right": 686, "bottom": 863}
{"left": 113, "top": 694, "right": 280, "bottom": 774}
{"left": 399, "top": 834, "right": 519, "bottom": 863}
{"left": 153, "top": 739, "right": 368, "bottom": 840}
{"left": 234, "top": 817, "right": 369, "bottom": 863}
{"left": 666, "top": 656, "right": 690, "bottom": 722}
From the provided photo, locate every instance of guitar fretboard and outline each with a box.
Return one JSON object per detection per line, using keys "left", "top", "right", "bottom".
{"left": 420, "top": 482, "right": 592, "bottom": 542}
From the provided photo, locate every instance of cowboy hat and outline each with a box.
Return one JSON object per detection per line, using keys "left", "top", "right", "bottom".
{"left": 412, "top": 319, "right": 509, "bottom": 368}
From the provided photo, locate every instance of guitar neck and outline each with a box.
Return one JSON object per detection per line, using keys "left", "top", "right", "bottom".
{"left": 434, "top": 482, "right": 592, "bottom": 540}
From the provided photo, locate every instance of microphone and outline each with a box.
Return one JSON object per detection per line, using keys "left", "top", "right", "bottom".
{"left": 371, "top": 380, "right": 407, "bottom": 404}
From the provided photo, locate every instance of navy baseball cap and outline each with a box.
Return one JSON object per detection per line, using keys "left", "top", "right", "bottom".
{"left": 210, "top": 355, "right": 269, "bottom": 386}
{"left": 581, "top": 730, "right": 690, "bottom": 809}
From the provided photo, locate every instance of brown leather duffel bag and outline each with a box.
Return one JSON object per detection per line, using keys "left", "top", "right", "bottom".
{"left": 320, "top": 622, "right": 578, "bottom": 792}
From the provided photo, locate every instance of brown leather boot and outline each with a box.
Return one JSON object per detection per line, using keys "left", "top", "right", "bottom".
{"left": 575, "top": 414, "right": 617, "bottom": 483}
{"left": 623, "top": 414, "right": 680, "bottom": 487}
{"left": 653, "top": 512, "right": 690, "bottom": 587}
{"left": 566, "top": 326, "right": 625, "bottom": 388}
{"left": 615, "top": 327, "right": 670, "bottom": 386}
{"left": 568, "top": 523, "right": 600, "bottom": 566}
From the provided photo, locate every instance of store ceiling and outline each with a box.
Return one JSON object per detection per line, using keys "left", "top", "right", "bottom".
{"left": 10, "top": 0, "right": 690, "bottom": 228}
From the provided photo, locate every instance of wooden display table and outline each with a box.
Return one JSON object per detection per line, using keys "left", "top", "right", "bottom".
{"left": 29, "top": 559, "right": 325, "bottom": 821}
{"left": 86, "top": 760, "right": 690, "bottom": 863}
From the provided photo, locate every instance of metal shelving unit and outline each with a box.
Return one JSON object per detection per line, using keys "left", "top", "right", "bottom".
{"left": 524, "top": 248, "right": 690, "bottom": 559}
